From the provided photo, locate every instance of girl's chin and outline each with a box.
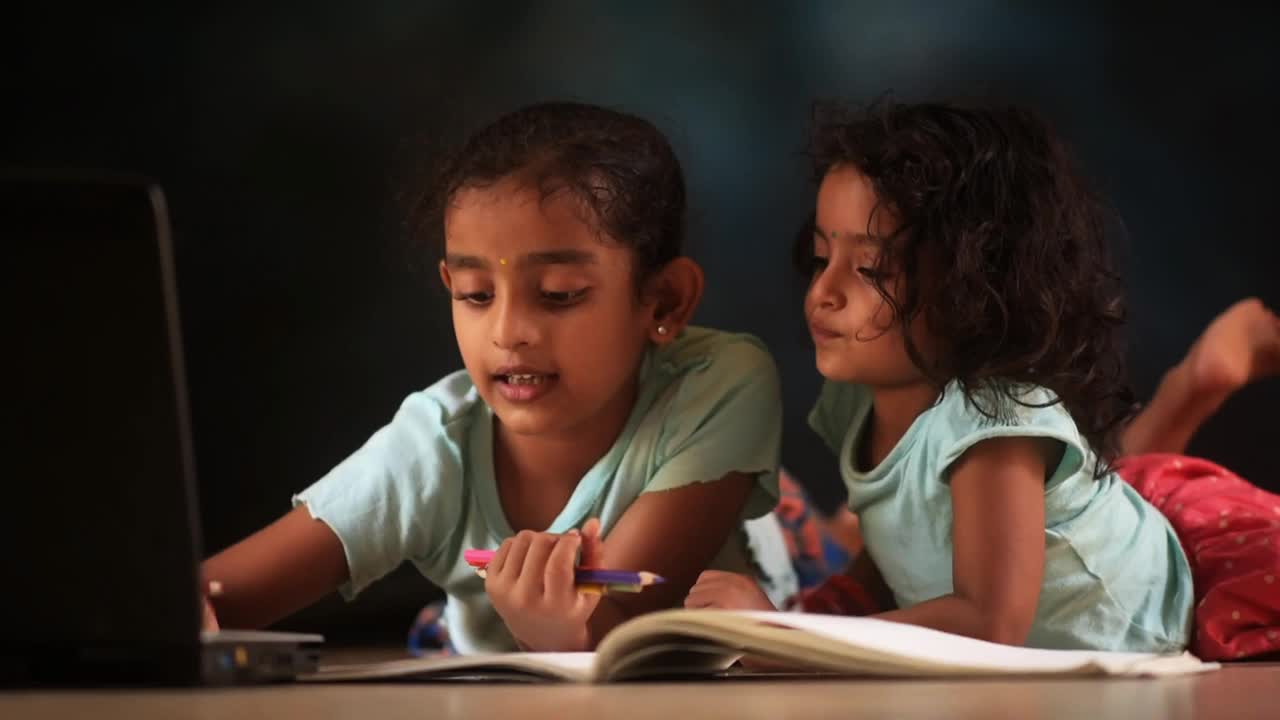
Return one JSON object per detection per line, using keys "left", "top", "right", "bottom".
{"left": 815, "top": 355, "right": 859, "bottom": 383}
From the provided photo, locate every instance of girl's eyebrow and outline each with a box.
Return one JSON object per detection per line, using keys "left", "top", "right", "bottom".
{"left": 524, "top": 249, "right": 597, "bottom": 267}
{"left": 444, "top": 253, "right": 488, "bottom": 270}
{"left": 814, "top": 224, "right": 874, "bottom": 245}
{"left": 444, "top": 249, "right": 598, "bottom": 270}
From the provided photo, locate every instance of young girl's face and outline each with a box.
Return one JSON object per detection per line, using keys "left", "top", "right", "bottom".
{"left": 441, "top": 177, "right": 654, "bottom": 438}
{"left": 805, "top": 165, "right": 929, "bottom": 387}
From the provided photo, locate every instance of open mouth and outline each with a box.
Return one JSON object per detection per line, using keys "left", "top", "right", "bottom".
{"left": 493, "top": 370, "right": 559, "bottom": 402}
{"left": 500, "top": 373, "right": 549, "bottom": 386}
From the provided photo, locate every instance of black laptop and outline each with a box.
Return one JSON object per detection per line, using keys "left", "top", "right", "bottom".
{"left": 2, "top": 172, "right": 321, "bottom": 685}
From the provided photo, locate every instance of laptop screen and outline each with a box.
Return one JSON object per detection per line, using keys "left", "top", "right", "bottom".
{"left": 4, "top": 174, "right": 204, "bottom": 681}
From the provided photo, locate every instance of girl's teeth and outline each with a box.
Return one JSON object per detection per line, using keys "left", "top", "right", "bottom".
{"left": 507, "top": 374, "right": 544, "bottom": 385}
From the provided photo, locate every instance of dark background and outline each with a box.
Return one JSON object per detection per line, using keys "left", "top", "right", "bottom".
{"left": 9, "top": 2, "right": 1278, "bottom": 643}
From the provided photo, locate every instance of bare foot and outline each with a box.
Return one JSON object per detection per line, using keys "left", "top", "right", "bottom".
{"left": 1185, "top": 298, "right": 1280, "bottom": 397}
{"left": 1123, "top": 298, "right": 1280, "bottom": 455}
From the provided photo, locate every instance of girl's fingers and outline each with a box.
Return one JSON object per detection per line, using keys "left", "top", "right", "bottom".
{"left": 545, "top": 532, "right": 581, "bottom": 599}
{"left": 684, "top": 586, "right": 718, "bottom": 608}
{"left": 517, "top": 532, "right": 557, "bottom": 592}
{"left": 500, "top": 534, "right": 532, "bottom": 583}
{"left": 684, "top": 572, "right": 754, "bottom": 609}
{"left": 488, "top": 537, "right": 514, "bottom": 578}
{"left": 580, "top": 518, "right": 604, "bottom": 568}
{"left": 202, "top": 596, "right": 220, "bottom": 631}
{"left": 695, "top": 570, "right": 736, "bottom": 584}
{"left": 574, "top": 584, "right": 603, "bottom": 621}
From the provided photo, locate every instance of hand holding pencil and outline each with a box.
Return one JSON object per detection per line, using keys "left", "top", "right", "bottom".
{"left": 480, "top": 518, "right": 660, "bottom": 651}
{"left": 465, "top": 550, "right": 663, "bottom": 594}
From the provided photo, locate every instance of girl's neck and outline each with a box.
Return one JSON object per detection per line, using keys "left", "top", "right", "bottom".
{"left": 863, "top": 380, "right": 942, "bottom": 468}
{"left": 492, "top": 378, "right": 639, "bottom": 531}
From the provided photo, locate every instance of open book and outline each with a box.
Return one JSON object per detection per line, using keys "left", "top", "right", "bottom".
{"left": 305, "top": 609, "right": 1216, "bottom": 683}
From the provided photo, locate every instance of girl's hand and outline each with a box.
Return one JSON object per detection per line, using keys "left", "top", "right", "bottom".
{"left": 485, "top": 519, "right": 604, "bottom": 651}
{"left": 684, "top": 570, "right": 776, "bottom": 611}
{"left": 202, "top": 580, "right": 222, "bottom": 632}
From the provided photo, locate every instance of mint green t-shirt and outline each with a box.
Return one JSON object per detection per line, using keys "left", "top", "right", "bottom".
{"left": 295, "top": 327, "right": 782, "bottom": 653}
{"left": 809, "top": 381, "right": 1193, "bottom": 652}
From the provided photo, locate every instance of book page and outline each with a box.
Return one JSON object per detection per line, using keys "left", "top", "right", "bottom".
{"left": 603, "top": 642, "right": 741, "bottom": 680}
{"left": 306, "top": 651, "right": 597, "bottom": 683}
{"left": 733, "top": 612, "right": 1208, "bottom": 675}
{"left": 597, "top": 609, "right": 1212, "bottom": 678}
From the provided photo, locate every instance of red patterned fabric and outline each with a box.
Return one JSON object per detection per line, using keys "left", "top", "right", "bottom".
{"left": 1118, "top": 454, "right": 1280, "bottom": 660}
{"left": 786, "top": 573, "right": 881, "bottom": 616}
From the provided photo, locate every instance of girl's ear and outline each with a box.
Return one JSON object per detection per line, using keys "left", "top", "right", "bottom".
{"left": 645, "top": 257, "right": 704, "bottom": 345}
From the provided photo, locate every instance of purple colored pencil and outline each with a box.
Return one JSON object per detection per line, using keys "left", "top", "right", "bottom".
{"left": 576, "top": 569, "right": 664, "bottom": 586}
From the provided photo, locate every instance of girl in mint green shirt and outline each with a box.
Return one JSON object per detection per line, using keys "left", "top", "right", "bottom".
{"left": 202, "top": 103, "right": 790, "bottom": 653}
{"left": 687, "top": 100, "right": 1199, "bottom": 652}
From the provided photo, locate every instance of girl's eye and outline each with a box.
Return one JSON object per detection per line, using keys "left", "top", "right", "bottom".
{"left": 541, "top": 288, "right": 590, "bottom": 306}
{"left": 454, "top": 291, "right": 493, "bottom": 306}
{"left": 809, "top": 256, "right": 829, "bottom": 275}
{"left": 856, "top": 266, "right": 889, "bottom": 283}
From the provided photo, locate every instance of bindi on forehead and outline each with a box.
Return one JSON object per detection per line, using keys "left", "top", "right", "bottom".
{"left": 443, "top": 248, "right": 599, "bottom": 270}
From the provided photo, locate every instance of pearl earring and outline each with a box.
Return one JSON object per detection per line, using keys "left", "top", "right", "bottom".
{"left": 657, "top": 325, "right": 668, "bottom": 336}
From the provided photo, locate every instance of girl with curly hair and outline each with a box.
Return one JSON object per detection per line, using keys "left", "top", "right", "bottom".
{"left": 688, "top": 99, "right": 1280, "bottom": 655}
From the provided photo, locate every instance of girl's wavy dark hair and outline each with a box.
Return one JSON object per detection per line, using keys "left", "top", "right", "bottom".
{"left": 797, "top": 99, "right": 1138, "bottom": 468}
{"left": 410, "top": 102, "right": 685, "bottom": 286}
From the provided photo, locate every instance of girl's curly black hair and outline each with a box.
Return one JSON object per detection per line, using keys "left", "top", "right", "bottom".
{"left": 797, "top": 99, "right": 1138, "bottom": 468}
{"left": 411, "top": 102, "right": 686, "bottom": 287}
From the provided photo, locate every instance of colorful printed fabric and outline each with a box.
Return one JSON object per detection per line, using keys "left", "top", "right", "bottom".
{"left": 773, "top": 468, "right": 852, "bottom": 590}
{"left": 407, "top": 600, "right": 455, "bottom": 657}
{"left": 1117, "top": 454, "right": 1280, "bottom": 661}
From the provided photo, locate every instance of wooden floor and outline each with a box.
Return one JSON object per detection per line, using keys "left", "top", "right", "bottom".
{"left": 3, "top": 654, "right": 1277, "bottom": 720}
